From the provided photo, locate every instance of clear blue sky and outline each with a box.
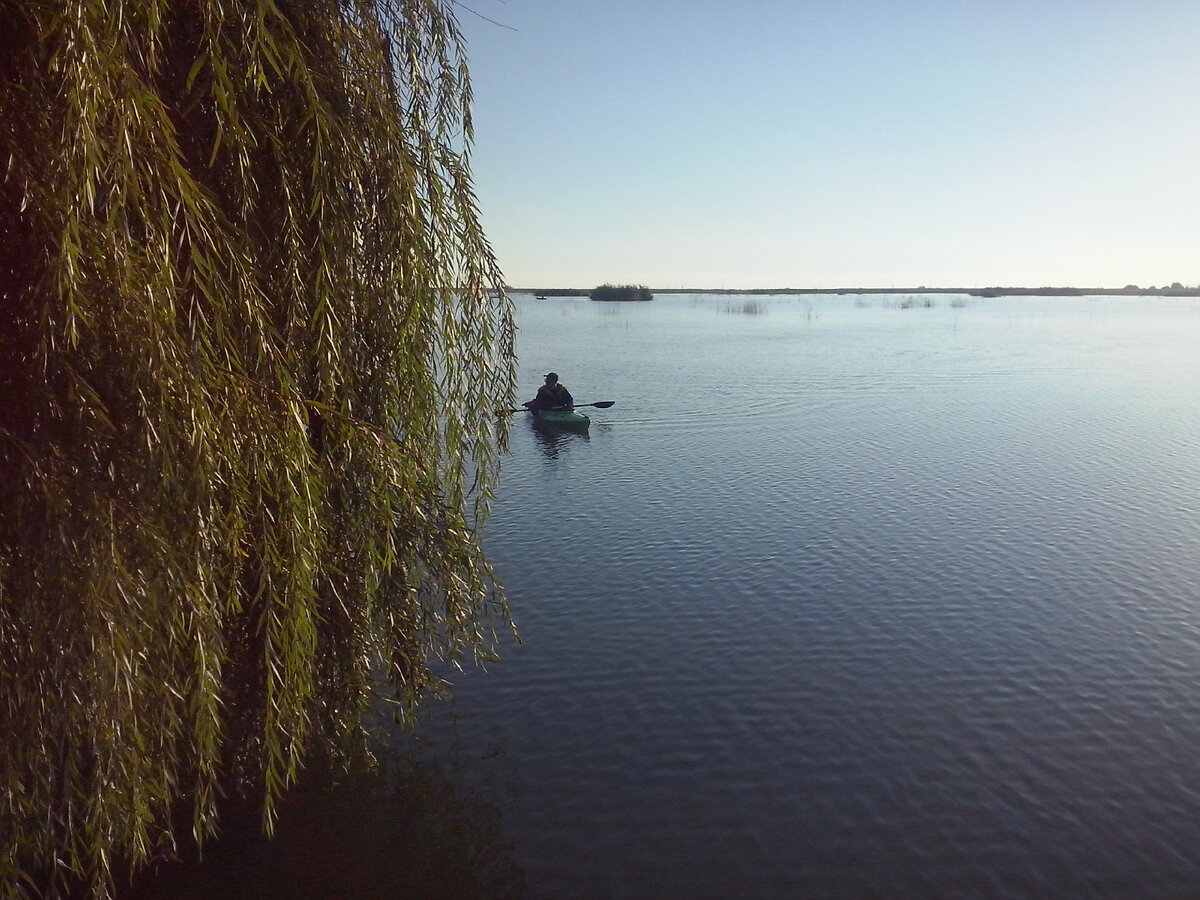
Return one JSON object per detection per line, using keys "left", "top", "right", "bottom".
{"left": 454, "top": 1, "right": 1200, "bottom": 290}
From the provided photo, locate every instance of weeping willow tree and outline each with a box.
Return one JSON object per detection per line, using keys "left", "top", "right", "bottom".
{"left": 0, "top": 1, "right": 515, "bottom": 896}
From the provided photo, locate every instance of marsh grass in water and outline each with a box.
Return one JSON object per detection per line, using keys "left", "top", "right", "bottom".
{"left": 722, "top": 299, "right": 766, "bottom": 314}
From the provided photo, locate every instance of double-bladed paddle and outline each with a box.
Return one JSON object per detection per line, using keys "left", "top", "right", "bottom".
{"left": 496, "top": 401, "right": 615, "bottom": 415}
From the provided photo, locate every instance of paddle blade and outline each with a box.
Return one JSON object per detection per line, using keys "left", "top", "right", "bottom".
{"left": 587, "top": 401, "right": 615, "bottom": 408}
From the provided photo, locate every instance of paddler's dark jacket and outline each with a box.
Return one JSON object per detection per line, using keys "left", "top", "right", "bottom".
{"left": 528, "top": 382, "right": 573, "bottom": 411}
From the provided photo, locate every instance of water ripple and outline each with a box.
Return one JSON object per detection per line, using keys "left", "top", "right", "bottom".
{"left": 433, "top": 295, "right": 1200, "bottom": 898}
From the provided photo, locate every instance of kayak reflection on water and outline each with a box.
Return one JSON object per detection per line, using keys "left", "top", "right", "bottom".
{"left": 531, "top": 419, "right": 589, "bottom": 459}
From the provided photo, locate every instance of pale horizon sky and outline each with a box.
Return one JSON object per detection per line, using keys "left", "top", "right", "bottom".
{"left": 455, "top": 1, "right": 1200, "bottom": 290}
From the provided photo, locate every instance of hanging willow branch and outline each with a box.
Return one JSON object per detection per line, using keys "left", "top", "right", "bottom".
{"left": 0, "top": 1, "right": 516, "bottom": 896}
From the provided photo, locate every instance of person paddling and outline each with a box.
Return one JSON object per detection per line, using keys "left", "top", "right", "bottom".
{"left": 523, "top": 372, "right": 574, "bottom": 415}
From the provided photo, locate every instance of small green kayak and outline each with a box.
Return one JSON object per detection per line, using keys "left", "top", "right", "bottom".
{"left": 530, "top": 409, "right": 590, "bottom": 430}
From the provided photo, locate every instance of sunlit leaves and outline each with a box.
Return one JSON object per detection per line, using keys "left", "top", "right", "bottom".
{"left": 0, "top": 0, "right": 515, "bottom": 896}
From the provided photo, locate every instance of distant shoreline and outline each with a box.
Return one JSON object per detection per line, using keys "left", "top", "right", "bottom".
{"left": 519, "top": 286, "right": 1200, "bottom": 298}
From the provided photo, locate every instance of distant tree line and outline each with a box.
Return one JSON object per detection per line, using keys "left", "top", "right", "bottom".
{"left": 975, "top": 284, "right": 1200, "bottom": 297}
{"left": 589, "top": 283, "right": 654, "bottom": 302}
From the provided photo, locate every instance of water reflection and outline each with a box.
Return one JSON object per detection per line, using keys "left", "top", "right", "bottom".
{"left": 530, "top": 420, "right": 589, "bottom": 458}
{"left": 123, "top": 743, "right": 523, "bottom": 900}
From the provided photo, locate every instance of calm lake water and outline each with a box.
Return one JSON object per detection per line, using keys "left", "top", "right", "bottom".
{"left": 137, "top": 293, "right": 1200, "bottom": 898}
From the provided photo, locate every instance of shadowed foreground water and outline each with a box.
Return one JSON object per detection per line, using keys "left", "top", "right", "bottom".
{"left": 125, "top": 745, "right": 523, "bottom": 900}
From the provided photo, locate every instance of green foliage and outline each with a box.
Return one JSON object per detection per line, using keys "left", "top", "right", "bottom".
{"left": 589, "top": 283, "right": 654, "bottom": 302}
{"left": 0, "top": 1, "right": 515, "bottom": 896}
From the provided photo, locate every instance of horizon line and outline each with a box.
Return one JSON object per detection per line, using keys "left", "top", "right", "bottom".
{"left": 510, "top": 284, "right": 1200, "bottom": 297}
